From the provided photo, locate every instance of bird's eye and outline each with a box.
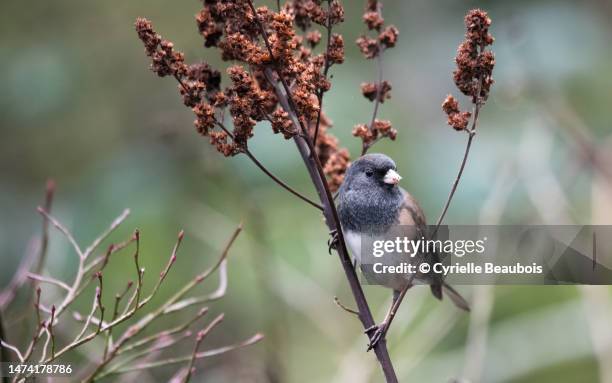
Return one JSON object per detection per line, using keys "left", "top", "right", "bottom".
{"left": 365, "top": 169, "right": 373, "bottom": 177}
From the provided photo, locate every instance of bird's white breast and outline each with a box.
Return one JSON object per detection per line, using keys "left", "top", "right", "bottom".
{"left": 344, "top": 230, "right": 362, "bottom": 266}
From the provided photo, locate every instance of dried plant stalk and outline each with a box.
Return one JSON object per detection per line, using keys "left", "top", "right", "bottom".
{"left": 0, "top": 185, "right": 261, "bottom": 382}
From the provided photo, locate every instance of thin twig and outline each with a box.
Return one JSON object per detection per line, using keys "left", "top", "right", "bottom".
{"left": 163, "top": 260, "right": 227, "bottom": 314}
{"left": 83, "top": 209, "right": 130, "bottom": 258}
{"left": 244, "top": 149, "right": 324, "bottom": 211}
{"left": 103, "top": 281, "right": 134, "bottom": 359}
{"left": 26, "top": 273, "right": 71, "bottom": 292}
{"left": 433, "top": 42, "right": 486, "bottom": 238}
{"left": 34, "top": 288, "right": 42, "bottom": 327}
{"left": 182, "top": 314, "right": 224, "bottom": 383}
{"left": 107, "top": 333, "right": 264, "bottom": 376}
{"left": 334, "top": 296, "right": 359, "bottom": 316}
{"left": 115, "top": 307, "right": 208, "bottom": 358}
{"left": 432, "top": 99, "right": 481, "bottom": 238}
{"left": 37, "top": 208, "right": 84, "bottom": 259}
{"left": 0, "top": 238, "right": 39, "bottom": 309}
{"left": 35, "top": 179, "right": 55, "bottom": 275}
{"left": 48, "top": 305, "right": 56, "bottom": 359}
{"left": 0, "top": 340, "right": 24, "bottom": 363}
{"left": 362, "top": 3, "right": 385, "bottom": 156}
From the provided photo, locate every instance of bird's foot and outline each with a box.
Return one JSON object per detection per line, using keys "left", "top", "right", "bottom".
{"left": 327, "top": 229, "right": 339, "bottom": 255}
{"left": 365, "top": 321, "right": 388, "bottom": 351}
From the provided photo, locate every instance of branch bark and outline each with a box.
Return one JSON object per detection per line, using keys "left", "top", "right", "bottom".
{"left": 248, "top": 2, "right": 398, "bottom": 380}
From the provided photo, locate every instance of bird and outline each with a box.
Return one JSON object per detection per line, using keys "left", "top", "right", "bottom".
{"left": 336, "top": 153, "right": 469, "bottom": 347}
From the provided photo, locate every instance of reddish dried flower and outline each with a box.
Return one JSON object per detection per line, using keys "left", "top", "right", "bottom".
{"left": 291, "top": 0, "right": 326, "bottom": 29}
{"left": 196, "top": 9, "right": 223, "bottom": 47}
{"left": 271, "top": 10, "right": 296, "bottom": 42}
{"left": 441, "top": 95, "right": 471, "bottom": 131}
{"left": 220, "top": 32, "right": 268, "bottom": 65}
{"left": 464, "top": 9, "right": 494, "bottom": 46}
{"left": 306, "top": 30, "right": 322, "bottom": 47}
{"left": 360, "top": 81, "right": 391, "bottom": 102}
{"left": 352, "top": 123, "right": 374, "bottom": 145}
{"left": 187, "top": 63, "right": 221, "bottom": 91}
{"left": 312, "top": 112, "right": 349, "bottom": 192}
{"left": 365, "top": 0, "right": 378, "bottom": 12}
{"left": 271, "top": 108, "right": 296, "bottom": 139}
{"left": 352, "top": 119, "right": 396, "bottom": 147}
{"left": 135, "top": 18, "right": 161, "bottom": 55}
{"left": 193, "top": 102, "right": 216, "bottom": 136}
{"left": 356, "top": 35, "right": 379, "bottom": 59}
{"left": 292, "top": 88, "right": 320, "bottom": 122}
{"left": 373, "top": 119, "right": 396, "bottom": 140}
{"left": 210, "top": 91, "right": 227, "bottom": 108}
{"left": 378, "top": 25, "right": 399, "bottom": 48}
{"left": 324, "top": 148, "right": 350, "bottom": 192}
{"left": 441, "top": 94, "right": 460, "bottom": 115}
{"left": 452, "top": 9, "right": 495, "bottom": 101}
{"left": 327, "top": 34, "right": 345, "bottom": 64}
{"left": 135, "top": 19, "right": 188, "bottom": 78}
{"left": 209, "top": 131, "right": 239, "bottom": 157}
{"left": 180, "top": 80, "right": 206, "bottom": 107}
{"left": 226, "top": 65, "right": 272, "bottom": 147}
{"left": 227, "top": 66, "right": 254, "bottom": 95}
{"left": 328, "top": 1, "right": 345, "bottom": 25}
{"left": 363, "top": 11, "right": 384, "bottom": 30}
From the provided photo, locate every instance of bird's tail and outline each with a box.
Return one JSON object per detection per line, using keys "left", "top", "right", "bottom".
{"left": 433, "top": 282, "right": 470, "bottom": 312}
{"left": 443, "top": 282, "right": 470, "bottom": 311}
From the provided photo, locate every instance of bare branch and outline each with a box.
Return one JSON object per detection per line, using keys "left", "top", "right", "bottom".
{"left": 163, "top": 260, "right": 227, "bottom": 314}
{"left": 107, "top": 333, "right": 264, "bottom": 376}
{"left": 433, "top": 77, "right": 484, "bottom": 238}
{"left": 115, "top": 307, "right": 209, "bottom": 358}
{"left": 334, "top": 296, "right": 360, "bottom": 317}
{"left": 83, "top": 209, "right": 130, "bottom": 258}
{"left": 244, "top": 149, "right": 324, "bottom": 211}
{"left": 0, "top": 238, "right": 39, "bottom": 309}
{"left": 26, "top": 273, "right": 71, "bottom": 292}
{"left": 0, "top": 340, "right": 24, "bottom": 363}
{"left": 182, "top": 314, "right": 224, "bottom": 383}
{"left": 37, "top": 207, "right": 84, "bottom": 259}
{"left": 34, "top": 179, "right": 55, "bottom": 275}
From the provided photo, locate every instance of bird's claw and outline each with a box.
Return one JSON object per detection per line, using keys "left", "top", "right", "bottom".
{"left": 327, "top": 229, "right": 339, "bottom": 255}
{"left": 365, "top": 322, "right": 388, "bottom": 351}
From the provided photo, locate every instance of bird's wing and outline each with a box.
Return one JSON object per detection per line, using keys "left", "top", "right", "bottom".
{"left": 398, "top": 188, "right": 428, "bottom": 237}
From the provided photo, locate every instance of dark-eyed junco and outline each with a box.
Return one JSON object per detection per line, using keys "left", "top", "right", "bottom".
{"left": 337, "top": 153, "right": 469, "bottom": 343}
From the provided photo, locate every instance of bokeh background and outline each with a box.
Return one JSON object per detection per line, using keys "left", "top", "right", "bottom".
{"left": 2, "top": 0, "right": 612, "bottom": 382}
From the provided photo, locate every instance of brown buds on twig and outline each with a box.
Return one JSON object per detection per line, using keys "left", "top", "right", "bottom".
{"left": 361, "top": 81, "right": 391, "bottom": 103}
{"left": 442, "top": 95, "right": 472, "bottom": 132}
{"left": 442, "top": 9, "right": 495, "bottom": 132}
{"left": 355, "top": 0, "right": 398, "bottom": 156}
{"left": 455, "top": 9, "right": 495, "bottom": 101}
{"left": 435, "top": 9, "right": 495, "bottom": 235}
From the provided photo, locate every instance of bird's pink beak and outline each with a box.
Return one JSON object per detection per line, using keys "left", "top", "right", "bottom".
{"left": 383, "top": 169, "right": 402, "bottom": 185}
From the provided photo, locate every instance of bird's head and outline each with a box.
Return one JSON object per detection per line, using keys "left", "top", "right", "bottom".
{"left": 342, "top": 153, "right": 402, "bottom": 192}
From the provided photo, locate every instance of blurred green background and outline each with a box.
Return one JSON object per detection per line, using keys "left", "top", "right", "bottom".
{"left": 2, "top": 0, "right": 612, "bottom": 382}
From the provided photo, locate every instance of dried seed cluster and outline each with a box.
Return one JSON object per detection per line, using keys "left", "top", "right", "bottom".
{"left": 353, "top": 0, "right": 398, "bottom": 151}
{"left": 443, "top": 9, "right": 495, "bottom": 132}
{"left": 136, "top": 0, "right": 352, "bottom": 188}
